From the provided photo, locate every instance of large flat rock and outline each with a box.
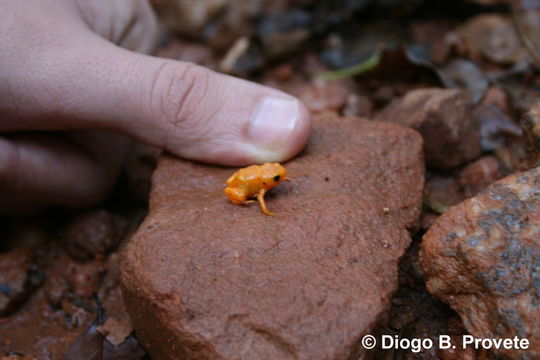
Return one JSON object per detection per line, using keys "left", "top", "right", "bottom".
{"left": 121, "top": 113, "right": 424, "bottom": 359}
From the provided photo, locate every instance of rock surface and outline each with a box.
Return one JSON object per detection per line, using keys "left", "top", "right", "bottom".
{"left": 0, "top": 248, "right": 42, "bottom": 316}
{"left": 421, "top": 167, "right": 540, "bottom": 360}
{"left": 296, "top": 79, "right": 352, "bottom": 113}
{"left": 521, "top": 102, "right": 540, "bottom": 170}
{"left": 121, "top": 113, "right": 424, "bottom": 360}
{"left": 423, "top": 173, "right": 465, "bottom": 215}
{"left": 61, "top": 210, "right": 127, "bottom": 261}
{"left": 376, "top": 88, "right": 481, "bottom": 170}
{"left": 454, "top": 14, "right": 530, "bottom": 65}
{"left": 458, "top": 155, "right": 504, "bottom": 198}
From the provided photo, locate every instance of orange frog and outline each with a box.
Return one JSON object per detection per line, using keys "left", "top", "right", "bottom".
{"left": 224, "top": 163, "right": 288, "bottom": 216}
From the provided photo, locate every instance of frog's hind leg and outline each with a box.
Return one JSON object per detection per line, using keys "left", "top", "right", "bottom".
{"left": 256, "top": 189, "right": 275, "bottom": 216}
{"left": 224, "top": 187, "right": 246, "bottom": 205}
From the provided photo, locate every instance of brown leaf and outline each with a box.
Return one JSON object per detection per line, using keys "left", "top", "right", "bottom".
{"left": 103, "top": 336, "right": 147, "bottom": 360}
{"left": 63, "top": 296, "right": 146, "bottom": 360}
{"left": 97, "top": 317, "right": 133, "bottom": 347}
{"left": 62, "top": 322, "right": 103, "bottom": 360}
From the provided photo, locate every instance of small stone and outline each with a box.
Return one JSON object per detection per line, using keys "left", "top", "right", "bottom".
{"left": 0, "top": 249, "right": 41, "bottom": 317}
{"left": 61, "top": 210, "right": 127, "bottom": 261}
{"left": 44, "top": 276, "right": 68, "bottom": 308}
{"left": 458, "top": 155, "right": 504, "bottom": 197}
{"left": 421, "top": 211, "right": 440, "bottom": 231}
{"left": 271, "top": 63, "right": 294, "bottom": 81}
{"left": 421, "top": 167, "right": 540, "bottom": 359}
{"left": 297, "top": 78, "right": 352, "bottom": 113}
{"left": 455, "top": 14, "right": 530, "bottom": 64}
{"left": 68, "top": 260, "right": 106, "bottom": 299}
{"left": 481, "top": 86, "right": 510, "bottom": 112}
{"left": 376, "top": 88, "right": 481, "bottom": 170}
{"left": 342, "top": 94, "right": 373, "bottom": 118}
{"left": 423, "top": 172, "right": 466, "bottom": 214}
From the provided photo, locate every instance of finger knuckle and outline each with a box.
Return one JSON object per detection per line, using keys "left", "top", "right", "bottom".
{"left": 147, "top": 61, "right": 210, "bottom": 131}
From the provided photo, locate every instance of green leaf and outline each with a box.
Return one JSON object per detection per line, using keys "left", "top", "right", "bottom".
{"left": 316, "top": 51, "right": 381, "bottom": 80}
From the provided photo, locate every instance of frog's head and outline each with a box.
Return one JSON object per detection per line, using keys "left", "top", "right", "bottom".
{"left": 261, "top": 163, "right": 287, "bottom": 188}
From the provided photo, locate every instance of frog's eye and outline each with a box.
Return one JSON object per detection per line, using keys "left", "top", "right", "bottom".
{"left": 273, "top": 175, "right": 281, "bottom": 182}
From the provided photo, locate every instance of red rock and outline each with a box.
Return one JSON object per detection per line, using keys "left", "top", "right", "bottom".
{"left": 44, "top": 275, "right": 68, "bottom": 308}
{"left": 68, "top": 260, "right": 106, "bottom": 299}
{"left": 458, "top": 155, "right": 504, "bottom": 197}
{"left": 421, "top": 211, "right": 440, "bottom": 231}
{"left": 421, "top": 167, "right": 540, "bottom": 360}
{"left": 481, "top": 86, "right": 510, "bottom": 112}
{"left": 270, "top": 63, "right": 295, "bottom": 81}
{"left": 121, "top": 113, "right": 424, "bottom": 359}
{"left": 61, "top": 210, "right": 127, "bottom": 261}
{"left": 296, "top": 79, "right": 352, "bottom": 113}
{"left": 376, "top": 88, "right": 481, "bottom": 170}
{"left": 424, "top": 173, "right": 465, "bottom": 214}
{"left": 343, "top": 94, "right": 373, "bottom": 118}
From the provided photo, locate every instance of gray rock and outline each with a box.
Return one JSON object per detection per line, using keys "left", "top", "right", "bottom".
{"left": 421, "top": 167, "right": 540, "bottom": 360}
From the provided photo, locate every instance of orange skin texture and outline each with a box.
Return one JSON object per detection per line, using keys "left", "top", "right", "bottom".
{"left": 224, "top": 163, "right": 288, "bottom": 216}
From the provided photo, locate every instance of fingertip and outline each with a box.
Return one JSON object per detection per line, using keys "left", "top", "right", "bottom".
{"left": 286, "top": 98, "right": 312, "bottom": 159}
{"left": 246, "top": 96, "right": 312, "bottom": 164}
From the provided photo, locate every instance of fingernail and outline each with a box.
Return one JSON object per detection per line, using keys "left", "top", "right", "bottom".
{"left": 249, "top": 96, "right": 300, "bottom": 150}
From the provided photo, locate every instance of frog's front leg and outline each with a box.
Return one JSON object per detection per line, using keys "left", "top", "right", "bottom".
{"left": 256, "top": 188, "right": 275, "bottom": 216}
